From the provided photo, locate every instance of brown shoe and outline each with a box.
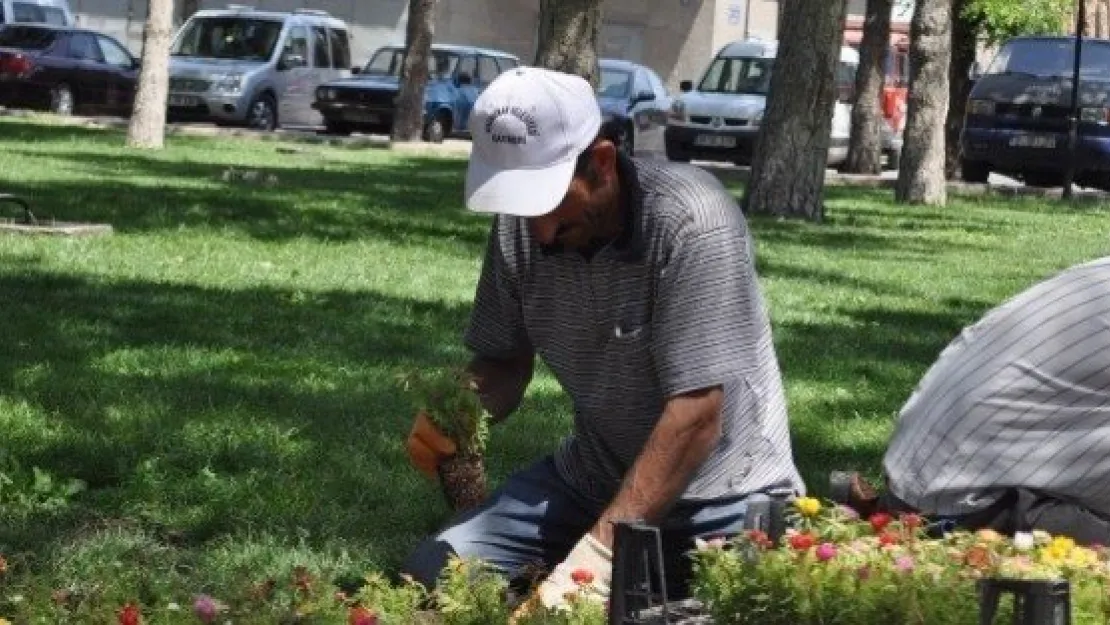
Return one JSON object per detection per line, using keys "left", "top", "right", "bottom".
{"left": 829, "top": 471, "right": 880, "bottom": 518}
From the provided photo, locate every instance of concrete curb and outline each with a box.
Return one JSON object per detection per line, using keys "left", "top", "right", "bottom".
{"left": 0, "top": 107, "right": 472, "bottom": 156}
{"left": 698, "top": 165, "right": 1110, "bottom": 201}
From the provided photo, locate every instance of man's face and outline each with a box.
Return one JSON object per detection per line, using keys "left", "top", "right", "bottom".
{"left": 528, "top": 141, "right": 620, "bottom": 252}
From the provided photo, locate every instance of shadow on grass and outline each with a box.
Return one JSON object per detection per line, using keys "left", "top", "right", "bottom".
{"left": 0, "top": 255, "right": 519, "bottom": 558}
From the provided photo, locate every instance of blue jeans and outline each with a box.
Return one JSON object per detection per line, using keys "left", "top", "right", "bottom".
{"left": 401, "top": 456, "right": 752, "bottom": 600}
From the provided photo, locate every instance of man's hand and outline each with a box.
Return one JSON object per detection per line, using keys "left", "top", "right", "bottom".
{"left": 405, "top": 411, "right": 457, "bottom": 480}
{"left": 535, "top": 533, "right": 612, "bottom": 609}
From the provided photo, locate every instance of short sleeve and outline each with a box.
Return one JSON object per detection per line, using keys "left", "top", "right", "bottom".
{"left": 651, "top": 226, "right": 767, "bottom": 397}
{"left": 463, "top": 219, "right": 533, "bottom": 359}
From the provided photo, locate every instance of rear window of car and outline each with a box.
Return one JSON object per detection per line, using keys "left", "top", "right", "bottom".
{"left": 0, "top": 26, "right": 59, "bottom": 50}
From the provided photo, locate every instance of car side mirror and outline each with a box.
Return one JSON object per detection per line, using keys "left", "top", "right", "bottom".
{"left": 457, "top": 72, "right": 472, "bottom": 86}
{"left": 278, "top": 51, "right": 306, "bottom": 71}
{"left": 351, "top": 66, "right": 361, "bottom": 75}
{"left": 679, "top": 80, "right": 693, "bottom": 93}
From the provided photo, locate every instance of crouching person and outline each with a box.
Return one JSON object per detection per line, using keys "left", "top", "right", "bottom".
{"left": 400, "top": 66, "right": 805, "bottom": 608}
{"left": 839, "top": 256, "right": 1110, "bottom": 545}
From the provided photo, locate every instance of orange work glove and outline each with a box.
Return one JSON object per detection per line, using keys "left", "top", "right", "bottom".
{"left": 405, "top": 411, "right": 457, "bottom": 480}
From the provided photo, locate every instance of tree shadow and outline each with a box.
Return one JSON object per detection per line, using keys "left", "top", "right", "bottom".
{"left": 0, "top": 255, "right": 493, "bottom": 555}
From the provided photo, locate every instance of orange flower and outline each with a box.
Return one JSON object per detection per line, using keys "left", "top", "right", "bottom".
{"left": 117, "top": 603, "right": 141, "bottom": 625}
{"left": 878, "top": 531, "right": 901, "bottom": 547}
{"left": 964, "top": 544, "right": 994, "bottom": 570}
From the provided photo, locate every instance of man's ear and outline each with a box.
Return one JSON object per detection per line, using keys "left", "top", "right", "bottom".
{"left": 591, "top": 139, "right": 619, "bottom": 184}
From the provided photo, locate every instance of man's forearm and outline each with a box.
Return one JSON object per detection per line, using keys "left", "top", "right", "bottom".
{"left": 466, "top": 351, "right": 535, "bottom": 423}
{"left": 591, "top": 387, "right": 724, "bottom": 548}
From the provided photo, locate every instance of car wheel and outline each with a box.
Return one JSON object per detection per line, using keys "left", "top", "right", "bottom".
{"left": 1023, "top": 171, "right": 1064, "bottom": 188}
{"left": 323, "top": 119, "right": 351, "bottom": 136}
{"left": 50, "top": 84, "right": 75, "bottom": 116}
{"left": 423, "top": 112, "right": 449, "bottom": 143}
{"left": 960, "top": 159, "right": 990, "bottom": 183}
{"left": 247, "top": 94, "right": 277, "bottom": 132}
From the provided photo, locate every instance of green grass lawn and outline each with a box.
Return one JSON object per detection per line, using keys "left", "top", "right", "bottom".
{"left": 0, "top": 115, "right": 1109, "bottom": 614}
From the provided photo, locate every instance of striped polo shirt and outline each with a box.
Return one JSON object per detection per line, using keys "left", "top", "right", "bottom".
{"left": 883, "top": 256, "right": 1110, "bottom": 518}
{"left": 463, "top": 156, "right": 804, "bottom": 505}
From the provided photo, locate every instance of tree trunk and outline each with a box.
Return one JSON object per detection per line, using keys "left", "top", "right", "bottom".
{"left": 945, "top": 0, "right": 978, "bottom": 179}
{"left": 534, "top": 0, "right": 602, "bottom": 87}
{"left": 743, "top": 0, "right": 848, "bottom": 221}
{"left": 392, "top": 0, "right": 438, "bottom": 142}
{"left": 177, "top": 0, "right": 200, "bottom": 26}
{"left": 126, "top": 0, "right": 173, "bottom": 149}
{"left": 894, "top": 0, "right": 951, "bottom": 204}
{"left": 844, "top": 0, "right": 893, "bottom": 174}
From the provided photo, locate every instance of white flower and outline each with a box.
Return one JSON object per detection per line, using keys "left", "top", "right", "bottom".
{"left": 1013, "top": 532, "right": 1036, "bottom": 551}
{"left": 1032, "top": 530, "right": 1053, "bottom": 545}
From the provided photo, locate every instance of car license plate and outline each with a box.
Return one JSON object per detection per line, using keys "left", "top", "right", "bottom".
{"left": 345, "top": 111, "right": 380, "bottom": 123}
{"left": 168, "top": 94, "right": 199, "bottom": 107}
{"left": 694, "top": 134, "right": 737, "bottom": 148}
{"left": 1009, "top": 134, "right": 1056, "bottom": 149}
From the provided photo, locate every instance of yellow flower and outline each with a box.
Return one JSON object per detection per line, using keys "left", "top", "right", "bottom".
{"left": 0, "top": 618, "right": 11, "bottom": 625}
{"left": 794, "top": 497, "right": 822, "bottom": 517}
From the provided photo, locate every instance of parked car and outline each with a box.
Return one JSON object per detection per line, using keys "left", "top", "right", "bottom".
{"left": 0, "top": 0, "right": 74, "bottom": 27}
{"left": 961, "top": 35, "right": 1110, "bottom": 189}
{"left": 312, "top": 43, "right": 520, "bottom": 140}
{"left": 0, "top": 23, "right": 137, "bottom": 117}
{"left": 596, "top": 58, "right": 670, "bottom": 156}
{"left": 166, "top": 5, "right": 352, "bottom": 131}
{"left": 664, "top": 38, "right": 902, "bottom": 169}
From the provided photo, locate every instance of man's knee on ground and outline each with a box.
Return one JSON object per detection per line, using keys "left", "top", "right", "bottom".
{"left": 401, "top": 537, "right": 457, "bottom": 590}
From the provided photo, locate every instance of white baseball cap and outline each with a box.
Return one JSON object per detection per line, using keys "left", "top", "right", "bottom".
{"left": 464, "top": 66, "right": 602, "bottom": 218}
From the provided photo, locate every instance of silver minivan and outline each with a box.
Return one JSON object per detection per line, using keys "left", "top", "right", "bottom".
{"left": 167, "top": 5, "right": 351, "bottom": 131}
{"left": 0, "top": 0, "right": 74, "bottom": 26}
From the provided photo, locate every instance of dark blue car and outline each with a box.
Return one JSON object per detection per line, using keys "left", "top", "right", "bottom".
{"left": 596, "top": 58, "right": 671, "bottom": 156}
{"left": 311, "top": 43, "right": 520, "bottom": 141}
{"left": 961, "top": 35, "right": 1110, "bottom": 189}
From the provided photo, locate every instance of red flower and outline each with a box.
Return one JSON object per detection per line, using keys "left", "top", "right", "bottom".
{"left": 570, "top": 568, "right": 595, "bottom": 585}
{"left": 117, "top": 603, "right": 141, "bottom": 625}
{"left": 746, "top": 529, "right": 774, "bottom": 549}
{"left": 789, "top": 533, "right": 815, "bottom": 551}
{"left": 900, "top": 513, "right": 924, "bottom": 531}
{"left": 348, "top": 605, "right": 378, "bottom": 625}
{"left": 879, "top": 531, "right": 901, "bottom": 546}
{"left": 869, "top": 512, "right": 893, "bottom": 533}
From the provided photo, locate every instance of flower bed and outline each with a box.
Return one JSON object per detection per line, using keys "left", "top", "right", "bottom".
{"left": 690, "top": 498, "right": 1110, "bottom": 625}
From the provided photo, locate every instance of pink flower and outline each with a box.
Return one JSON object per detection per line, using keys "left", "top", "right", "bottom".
{"left": 193, "top": 595, "right": 218, "bottom": 623}
{"left": 895, "top": 555, "right": 915, "bottom": 572}
{"left": 815, "top": 543, "right": 838, "bottom": 562}
{"left": 836, "top": 505, "right": 860, "bottom": 521}
{"left": 348, "top": 606, "right": 378, "bottom": 625}
{"left": 900, "top": 513, "right": 923, "bottom": 530}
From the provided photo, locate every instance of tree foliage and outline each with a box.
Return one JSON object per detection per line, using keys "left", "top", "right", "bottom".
{"left": 963, "top": 0, "right": 1072, "bottom": 44}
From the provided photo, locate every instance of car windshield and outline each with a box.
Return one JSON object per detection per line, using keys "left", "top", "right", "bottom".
{"left": 598, "top": 68, "right": 632, "bottom": 98}
{"left": 11, "top": 3, "right": 67, "bottom": 25}
{"left": 0, "top": 24, "right": 56, "bottom": 48}
{"left": 986, "top": 38, "right": 1110, "bottom": 79}
{"left": 698, "top": 56, "right": 773, "bottom": 94}
{"left": 363, "top": 47, "right": 460, "bottom": 80}
{"left": 171, "top": 17, "right": 283, "bottom": 61}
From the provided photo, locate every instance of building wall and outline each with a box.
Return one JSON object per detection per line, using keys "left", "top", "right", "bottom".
{"left": 69, "top": 0, "right": 714, "bottom": 90}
